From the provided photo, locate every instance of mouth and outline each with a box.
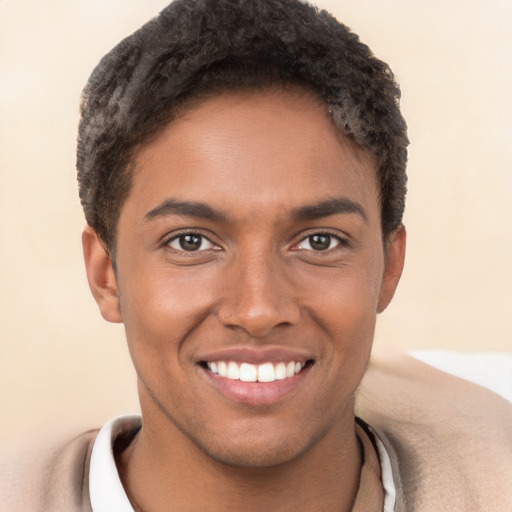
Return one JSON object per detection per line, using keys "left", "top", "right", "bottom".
{"left": 197, "top": 350, "right": 315, "bottom": 406}
{"left": 202, "top": 360, "right": 310, "bottom": 383}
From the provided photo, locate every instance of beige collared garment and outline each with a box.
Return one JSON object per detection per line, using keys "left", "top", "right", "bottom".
{"left": 357, "top": 353, "right": 512, "bottom": 511}
{"left": 351, "top": 422, "right": 385, "bottom": 512}
{"left": 2, "top": 354, "right": 511, "bottom": 511}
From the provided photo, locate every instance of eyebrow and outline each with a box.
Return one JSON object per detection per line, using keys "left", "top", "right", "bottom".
{"left": 145, "top": 198, "right": 229, "bottom": 223}
{"left": 144, "top": 196, "right": 367, "bottom": 224}
{"left": 290, "top": 197, "right": 368, "bottom": 223}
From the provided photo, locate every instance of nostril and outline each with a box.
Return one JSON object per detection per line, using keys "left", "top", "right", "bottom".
{"left": 218, "top": 304, "right": 301, "bottom": 338}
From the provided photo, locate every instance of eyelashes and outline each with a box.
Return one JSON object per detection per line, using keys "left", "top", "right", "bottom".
{"left": 163, "top": 229, "right": 348, "bottom": 255}
{"left": 294, "top": 233, "right": 346, "bottom": 252}
{"left": 166, "top": 232, "right": 217, "bottom": 252}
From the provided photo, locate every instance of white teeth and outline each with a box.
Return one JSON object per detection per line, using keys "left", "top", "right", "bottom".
{"left": 206, "top": 360, "right": 306, "bottom": 382}
{"left": 226, "top": 361, "right": 240, "bottom": 379}
{"left": 217, "top": 361, "right": 227, "bottom": 377}
{"left": 274, "top": 362, "right": 287, "bottom": 380}
{"left": 239, "top": 363, "right": 257, "bottom": 382}
{"left": 257, "top": 362, "right": 275, "bottom": 382}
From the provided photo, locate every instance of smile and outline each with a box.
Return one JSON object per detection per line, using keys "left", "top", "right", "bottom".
{"left": 198, "top": 348, "right": 314, "bottom": 405}
{"left": 206, "top": 361, "right": 305, "bottom": 383}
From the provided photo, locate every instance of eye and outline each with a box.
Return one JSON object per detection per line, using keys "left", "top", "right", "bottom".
{"left": 167, "top": 233, "right": 216, "bottom": 252}
{"left": 296, "top": 233, "right": 343, "bottom": 251}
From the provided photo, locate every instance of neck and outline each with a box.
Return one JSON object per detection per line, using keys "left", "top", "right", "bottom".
{"left": 117, "top": 408, "right": 362, "bottom": 512}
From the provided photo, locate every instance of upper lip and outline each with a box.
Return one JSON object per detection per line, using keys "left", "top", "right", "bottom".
{"left": 196, "top": 346, "right": 314, "bottom": 364}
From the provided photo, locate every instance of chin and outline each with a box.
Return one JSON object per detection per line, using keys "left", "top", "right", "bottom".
{"left": 192, "top": 420, "right": 329, "bottom": 469}
{"left": 201, "top": 438, "right": 308, "bottom": 469}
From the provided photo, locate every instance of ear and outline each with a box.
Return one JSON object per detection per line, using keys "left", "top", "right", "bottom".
{"left": 377, "top": 224, "right": 406, "bottom": 313}
{"left": 82, "top": 226, "right": 123, "bottom": 323}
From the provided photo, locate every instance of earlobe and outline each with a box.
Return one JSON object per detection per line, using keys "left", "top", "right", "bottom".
{"left": 377, "top": 224, "right": 406, "bottom": 313}
{"left": 82, "top": 226, "right": 123, "bottom": 323}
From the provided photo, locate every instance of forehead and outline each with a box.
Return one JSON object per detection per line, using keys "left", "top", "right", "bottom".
{"left": 124, "top": 88, "right": 380, "bottom": 224}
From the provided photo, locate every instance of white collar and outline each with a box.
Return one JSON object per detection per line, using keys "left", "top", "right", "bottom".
{"left": 89, "top": 415, "right": 395, "bottom": 512}
{"left": 89, "top": 415, "right": 140, "bottom": 512}
{"left": 366, "top": 422, "right": 396, "bottom": 512}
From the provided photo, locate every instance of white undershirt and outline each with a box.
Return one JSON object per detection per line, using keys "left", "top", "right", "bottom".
{"left": 89, "top": 351, "right": 512, "bottom": 512}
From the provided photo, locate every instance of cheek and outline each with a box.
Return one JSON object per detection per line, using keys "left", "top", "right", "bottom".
{"left": 320, "top": 280, "right": 378, "bottom": 356}
{"left": 300, "top": 253, "right": 383, "bottom": 372}
{"left": 117, "top": 263, "right": 219, "bottom": 366}
{"left": 306, "top": 255, "right": 383, "bottom": 329}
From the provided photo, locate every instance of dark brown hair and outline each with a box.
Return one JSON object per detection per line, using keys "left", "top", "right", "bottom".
{"left": 77, "top": 0, "right": 408, "bottom": 253}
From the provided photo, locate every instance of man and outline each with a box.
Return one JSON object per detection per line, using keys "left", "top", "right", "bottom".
{"left": 3, "top": 1, "right": 511, "bottom": 511}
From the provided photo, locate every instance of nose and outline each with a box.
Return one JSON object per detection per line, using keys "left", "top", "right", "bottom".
{"left": 217, "top": 251, "right": 300, "bottom": 337}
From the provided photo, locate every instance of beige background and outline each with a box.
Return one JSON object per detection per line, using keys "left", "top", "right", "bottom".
{"left": 1, "top": 0, "right": 511, "bottom": 446}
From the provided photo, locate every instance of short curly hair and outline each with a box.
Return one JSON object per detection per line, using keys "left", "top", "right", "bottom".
{"left": 77, "top": 0, "right": 408, "bottom": 253}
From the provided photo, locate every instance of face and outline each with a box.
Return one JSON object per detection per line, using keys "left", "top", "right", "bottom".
{"left": 84, "top": 88, "right": 405, "bottom": 468}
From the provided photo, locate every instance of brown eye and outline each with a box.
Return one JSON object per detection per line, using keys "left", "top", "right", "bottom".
{"left": 168, "top": 233, "right": 214, "bottom": 252}
{"left": 309, "top": 234, "right": 330, "bottom": 251}
{"left": 296, "top": 233, "right": 341, "bottom": 251}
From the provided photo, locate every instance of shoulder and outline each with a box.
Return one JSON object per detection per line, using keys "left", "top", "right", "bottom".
{"left": 358, "top": 352, "right": 512, "bottom": 428}
{"left": 357, "top": 353, "right": 512, "bottom": 511}
{"left": 0, "top": 429, "right": 98, "bottom": 512}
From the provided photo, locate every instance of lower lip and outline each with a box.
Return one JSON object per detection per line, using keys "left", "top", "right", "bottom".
{"left": 200, "top": 365, "right": 311, "bottom": 406}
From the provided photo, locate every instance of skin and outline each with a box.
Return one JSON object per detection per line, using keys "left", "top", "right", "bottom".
{"left": 83, "top": 88, "right": 406, "bottom": 512}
